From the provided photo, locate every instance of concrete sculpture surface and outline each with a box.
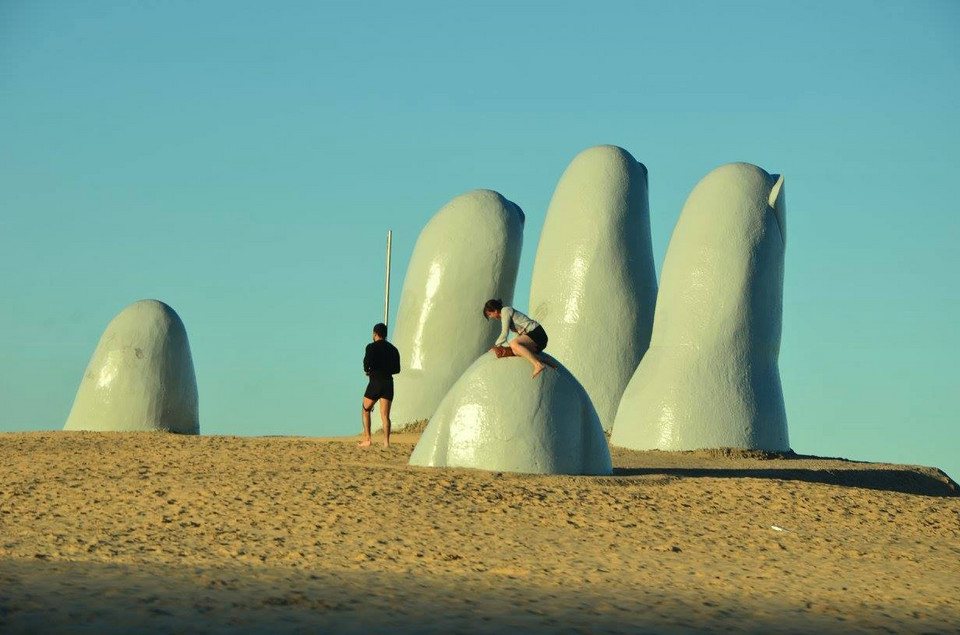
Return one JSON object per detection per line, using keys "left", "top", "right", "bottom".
{"left": 409, "top": 353, "right": 612, "bottom": 475}
{"left": 611, "top": 163, "right": 788, "bottom": 451}
{"left": 387, "top": 190, "right": 525, "bottom": 429}
{"left": 64, "top": 300, "right": 200, "bottom": 434}
{"left": 529, "top": 145, "right": 658, "bottom": 431}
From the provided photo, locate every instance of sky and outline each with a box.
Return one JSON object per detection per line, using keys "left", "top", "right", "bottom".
{"left": 1, "top": 1, "right": 958, "bottom": 479}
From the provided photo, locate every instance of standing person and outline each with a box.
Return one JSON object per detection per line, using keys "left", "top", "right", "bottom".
{"left": 483, "top": 299, "right": 555, "bottom": 378}
{"left": 360, "top": 322, "right": 401, "bottom": 448}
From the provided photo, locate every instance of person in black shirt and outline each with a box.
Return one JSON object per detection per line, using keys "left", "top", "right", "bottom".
{"left": 360, "top": 322, "right": 401, "bottom": 447}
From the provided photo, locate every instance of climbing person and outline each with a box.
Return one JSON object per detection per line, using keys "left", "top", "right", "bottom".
{"left": 482, "top": 299, "right": 556, "bottom": 378}
{"left": 360, "top": 322, "right": 401, "bottom": 448}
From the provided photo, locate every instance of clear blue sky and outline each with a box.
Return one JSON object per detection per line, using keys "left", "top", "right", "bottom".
{"left": 2, "top": 1, "right": 958, "bottom": 478}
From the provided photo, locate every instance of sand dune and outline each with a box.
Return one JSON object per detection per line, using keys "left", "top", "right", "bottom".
{"left": 1, "top": 431, "right": 957, "bottom": 633}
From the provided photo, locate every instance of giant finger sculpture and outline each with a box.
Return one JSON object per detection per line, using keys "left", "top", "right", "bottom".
{"left": 611, "top": 163, "right": 788, "bottom": 451}
{"left": 386, "top": 190, "right": 524, "bottom": 430}
{"left": 529, "top": 145, "right": 657, "bottom": 431}
{"left": 64, "top": 300, "right": 199, "bottom": 434}
{"left": 409, "top": 352, "right": 611, "bottom": 475}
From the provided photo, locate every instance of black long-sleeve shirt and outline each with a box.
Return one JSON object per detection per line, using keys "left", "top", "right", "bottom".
{"left": 363, "top": 339, "right": 401, "bottom": 379}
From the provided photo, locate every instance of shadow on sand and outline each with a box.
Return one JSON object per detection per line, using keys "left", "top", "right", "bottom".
{"left": 612, "top": 457, "right": 959, "bottom": 498}
{"left": 2, "top": 558, "right": 954, "bottom": 634}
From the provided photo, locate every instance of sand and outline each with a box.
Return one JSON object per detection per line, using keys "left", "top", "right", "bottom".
{"left": 1, "top": 431, "right": 958, "bottom": 633}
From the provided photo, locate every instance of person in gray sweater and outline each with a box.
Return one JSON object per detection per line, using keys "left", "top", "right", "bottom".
{"left": 483, "top": 299, "right": 556, "bottom": 378}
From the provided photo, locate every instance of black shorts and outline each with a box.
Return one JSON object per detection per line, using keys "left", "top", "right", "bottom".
{"left": 527, "top": 325, "right": 548, "bottom": 351}
{"left": 364, "top": 375, "right": 394, "bottom": 401}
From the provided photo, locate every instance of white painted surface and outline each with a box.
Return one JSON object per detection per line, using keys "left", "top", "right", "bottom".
{"left": 64, "top": 300, "right": 199, "bottom": 434}
{"left": 409, "top": 353, "right": 612, "bottom": 475}
{"left": 611, "top": 163, "right": 789, "bottom": 451}
{"left": 386, "top": 190, "right": 524, "bottom": 429}
{"left": 529, "top": 145, "right": 658, "bottom": 431}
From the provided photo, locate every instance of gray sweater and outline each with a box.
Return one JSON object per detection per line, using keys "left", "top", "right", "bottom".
{"left": 495, "top": 307, "right": 541, "bottom": 347}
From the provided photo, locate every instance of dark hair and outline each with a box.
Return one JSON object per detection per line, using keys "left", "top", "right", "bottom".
{"left": 373, "top": 323, "right": 387, "bottom": 338}
{"left": 482, "top": 299, "right": 503, "bottom": 317}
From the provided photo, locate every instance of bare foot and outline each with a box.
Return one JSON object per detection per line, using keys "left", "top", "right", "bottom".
{"left": 383, "top": 439, "right": 390, "bottom": 448}
{"left": 357, "top": 438, "right": 372, "bottom": 448}
{"left": 532, "top": 364, "right": 545, "bottom": 378}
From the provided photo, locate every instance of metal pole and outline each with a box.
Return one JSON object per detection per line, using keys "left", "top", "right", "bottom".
{"left": 384, "top": 230, "right": 392, "bottom": 327}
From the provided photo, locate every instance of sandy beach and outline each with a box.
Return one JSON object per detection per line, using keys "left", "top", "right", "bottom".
{"left": 1, "top": 431, "right": 957, "bottom": 633}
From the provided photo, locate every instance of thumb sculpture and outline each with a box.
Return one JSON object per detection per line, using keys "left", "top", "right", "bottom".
{"left": 529, "top": 145, "right": 658, "bottom": 431}
{"left": 611, "top": 163, "right": 789, "bottom": 451}
{"left": 64, "top": 299, "right": 200, "bottom": 434}
{"left": 409, "top": 353, "right": 612, "bottom": 475}
{"left": 386, "top": 189, "right": 524, "bottom": 430}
